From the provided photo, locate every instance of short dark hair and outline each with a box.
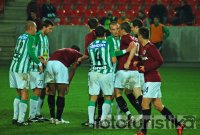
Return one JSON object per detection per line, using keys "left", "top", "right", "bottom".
{"left": 95, "top": 26, "right": 106, "bottom": 37}
{"left": 132, "top": 19, "right": 143, "bottom": 28}
{"left": 87, "top": 18, "right": 98, "bottom": 29}
{"left": 120, "top": 22, "right": 131, "bottom": 33}
{"left": 71, "top": 45, "right": 80, "bottom": 52}
{"left": 42, "top": 19, "right": 54, "bottom": 27}
{"left": 139, "top": 27, "right": 149, "bottom": 39}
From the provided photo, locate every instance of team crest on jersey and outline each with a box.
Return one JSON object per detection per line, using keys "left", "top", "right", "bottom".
{"left": 143, "top": 50, "right": 146, "bottom": 55}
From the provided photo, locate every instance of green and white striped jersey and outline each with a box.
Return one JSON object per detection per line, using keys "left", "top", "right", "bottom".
{"left": 88, "top": 39, "right": 115, "bottom": 74}
{"left": 106, "top": 35, "right": 126, "bottom": 56}
{"left": 10, "top": 33, "right": 40, "bottom": 73}
{"left": 31, "top": 31, "right": 49, "bottom": 72}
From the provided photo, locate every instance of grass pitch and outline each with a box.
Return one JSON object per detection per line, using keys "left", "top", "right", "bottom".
{"left": 0, "top": 65, "right": 199, "bottom": 135}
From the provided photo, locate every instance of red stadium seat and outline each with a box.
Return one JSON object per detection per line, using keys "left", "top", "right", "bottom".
{"left": 117, "top": 0, "right": 130, "bottom": 3}
{"left": 145, "top": 0, "right": 156, "bottom": 5}
{"left": 59, "top": 17, "right": 67, "bottom": 25}
{"left": 162, "top": 0, "right": 170, "bottom": 5}
{"left": 90, "top": 0, "right": 102, "bottom": 4}
{"left": 126, "top": 10, "right": 137, "bottom": 20}
{"left": 129, "top": 4, "right": 140, "bottom": 13}
{"left": 96, "top": 10, "right": 106, "bottom": 18}
{"left": 76, "top": 4, "right": 87, "bottom": 12}
{"left": 116, "top": 4, "right": 128, "bottom": 11}
{"left": 76, "top": 0, "right": 89, "bottom": 4}
{"left": 103, "top": 4, "right": 115, "bottom": 11}
{"left": 70, "top": 17, "right": 82, "bottom": 25}
{"left": 84, "top": 10, "right": 96, "bottom": 18}
{"left": 89, "top": 3, "right": 102, "bottom": 11}
{"left": 63, "top": 0, "right": 72, "bottom": 4}
{"left": 103, "top": 0, "right": 114, "bottom": 4}
{"left": 63, "top": 4, "right": 74, "bottom": 11}
{"left": 113, "top": 10, "right": 121, "bottom": 17}
{"left": 130, "top": 0, "right": 144, "bottom": 5}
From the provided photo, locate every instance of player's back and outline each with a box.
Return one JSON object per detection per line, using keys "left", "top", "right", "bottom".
{"left": 10, "top": 33, "right": 34, "bottom": 73}
{"left": 49, "top": 48, "right": 82, "bottom": 68}
{"left": 117, "top": 34, "right": 137, "bottom": 70}
{"left": 31, "top": 31, "right": 49, "bottom": 72}
{"left": 88, "top": 39, "right": 114, "bottom": 74}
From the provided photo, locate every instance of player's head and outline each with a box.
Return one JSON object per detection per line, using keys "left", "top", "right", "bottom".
{"left": 87, "top": 18, "right": 98, "bottom": 30}
{"left": 71, "top": 45, "right": 80, "bottom": 52}
{"left": 131, "top": 19, "right": 143, "bottom": 35}
{"left": 120, "top": 22, "right": 131, "bottom": 36}
{"left": 153, "top": 16, "right": 160, "bottom": 24}
{"left": 109, "top": 21, "right": 120, "bottom": 37}
{"left": 25, "top": 21, "right": 37, "bottom": 35}
{"left": 138, "top": 27, "right": 149, "bottom": 42}
{"left": 42, "top": 20, "right": 54, "bottom": 35}
{"left": 95, "top": 26, "right": 106, "bottom": 38}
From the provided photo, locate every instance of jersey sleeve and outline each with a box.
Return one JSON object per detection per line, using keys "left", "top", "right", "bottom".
{"left": 27, "top": 35, "right": 40, "bottom": 64}
{"left": 144, "top": 45, "right": 164, "bottom": 71}
{"left": 115, "top": 49, "right": 126, "bottom": 56}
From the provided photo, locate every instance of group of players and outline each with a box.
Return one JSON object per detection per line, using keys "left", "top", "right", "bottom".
{"left": 9, "top": 16, "right": 184, "bottom": 135}
{"left": 78, "top": 18, "right": 185, "bottom": 135}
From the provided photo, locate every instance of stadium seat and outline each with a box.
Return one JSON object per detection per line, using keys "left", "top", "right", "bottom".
{"left": 162, "top": 0, "right": 170, "bottom": 5}
{"left": 59, "top": 17, "right": 67, "bottom": 25}
{"left": 90, "top": 0, "right": 102, "bottom": 4}
{"left": 76, "top": 0, "right": 89, "bottom": 4}
{"left": 145, "top": 0, "right": 156, "bottom": 5}
{"left": 103, "top": 0, "right": 115, "bottom": 4}
{"left": 96, "top": 10, "right": 106, "bottom": 18}
{"left": 129, "top": 4, "right": 140, "bottom": 13}
{"left": 63, "top": 4, "right": 74, "bottom": 11}
{"left": 84, "top": 10, "right": 96, "bottom": 18}
{"left": 113, "top": 10, "right": 121, "bottom": 17}
{"left": 116, "top": 4, "right": 128, "bottom": 11}
{"left": 63, "top": 0, "right": 72, "bottom": 4}
{"left": 126, "top": 10, "right": 137, "bottom": 20}
{"left": 103, "top": 4, "right": 115, "bottom": 11}
{"left": 130, "top": 0, "right": 144, "bottom": 5}
{"left": 70, "top": 17, "right": 82, "bottom": 25}
{"left": 117, "top": 0, "right": 130, "bottom": 3}
{"left": 76, "top": 4, "right": 87, "bottom": 12}
{"left": 89, "top": 3, "right": 102, "bottom": 11}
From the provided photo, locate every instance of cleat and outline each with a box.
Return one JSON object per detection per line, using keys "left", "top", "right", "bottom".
{"left": 55, "top": 119, "right": 70, "bottom": 125}
{"left": 27, "top": 117, "right": 44, "bottom": 123}
{"left": 135, "top": 115, "right": 143, "bottom": 123}
{"left": 12, "top": 119, "right": 18, "bottom": 125}
{"left": 81, "top": 120, "right": 89, "bottom": 126}
{"left": 177, "top": 124, "right": 185, "bottom": 135}
{"left": 136, "top": 131, "right": 146, "bottom": 135}
{"left": 36, "top": 115, "right": 49, "bottom": 121}
{"left": 88, "top": 123, "right": 94, "bottom": 128}
{"left": 50, "top": 118, "right": 55, "bottom": 124}
{"left": 100, "top": 120, "right": 110, "bottom": 128}
{"left": 17, "top": 122, "right": 31, "bottom": 126}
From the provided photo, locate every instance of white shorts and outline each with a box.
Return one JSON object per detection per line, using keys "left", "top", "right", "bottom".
{"left": 139, "top": 73, "right": 145, "bottom": 90}
{"left": 45, "top": 61, "right": 69, "bottom": 84}
{"left": 30, "top": 72, "right": 45, "bottom": 89}
{"left": 114, "top": 70, "right": 140, "bottom": 90}
{"left": 143, "top": 82, "right": 162, "bottom": 98}
{"left": 9, "top": 72, "right": 29, "bottom": 89}
{"left": 88, "top": 72, "right": 114, "bottom": 96}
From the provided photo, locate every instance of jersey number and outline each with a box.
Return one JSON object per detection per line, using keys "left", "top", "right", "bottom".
{"left": 95, "top": 49, "right": 103, "bottom": 65}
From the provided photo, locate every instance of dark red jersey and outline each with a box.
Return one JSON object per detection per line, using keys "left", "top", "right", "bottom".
{"left": 117, "top": 34, "right": 137, "bottom": 70}
{"left": 49, "top": 48, "right": 82, "bottom": 67}
{"left": 140, "top": 42, "right": 163, "bottom": 82}
{"left": 84, "top": 30, "right": 96, "bottom": 56}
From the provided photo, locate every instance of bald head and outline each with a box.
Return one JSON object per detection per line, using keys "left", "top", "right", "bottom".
{"left": 25, "top": 21, "right": 37, "bottom": 35}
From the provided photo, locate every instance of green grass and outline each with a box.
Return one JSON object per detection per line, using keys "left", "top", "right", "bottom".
{"left": 0, "top": 65, "right": 199, "bottom": 135}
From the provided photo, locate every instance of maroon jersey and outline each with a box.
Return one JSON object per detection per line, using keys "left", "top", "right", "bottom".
{"left": 84, "top": 30, "right": 96, "bottom": 56}
{"left": 117, "top": 34, "right": 137, "bottom": 70}
{"left": 140, "top": 42, "right": 163, "bottom": 82}
{"left": 49, "top": 48, "right": 82, "bottom": 67}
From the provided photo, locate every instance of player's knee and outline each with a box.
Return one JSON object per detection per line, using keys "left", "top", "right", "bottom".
{"left": 141, "top": 100, "right": 151, "bottom": 109}
{"left": 153, "top": 103, "right": 163, "bottom": 112}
